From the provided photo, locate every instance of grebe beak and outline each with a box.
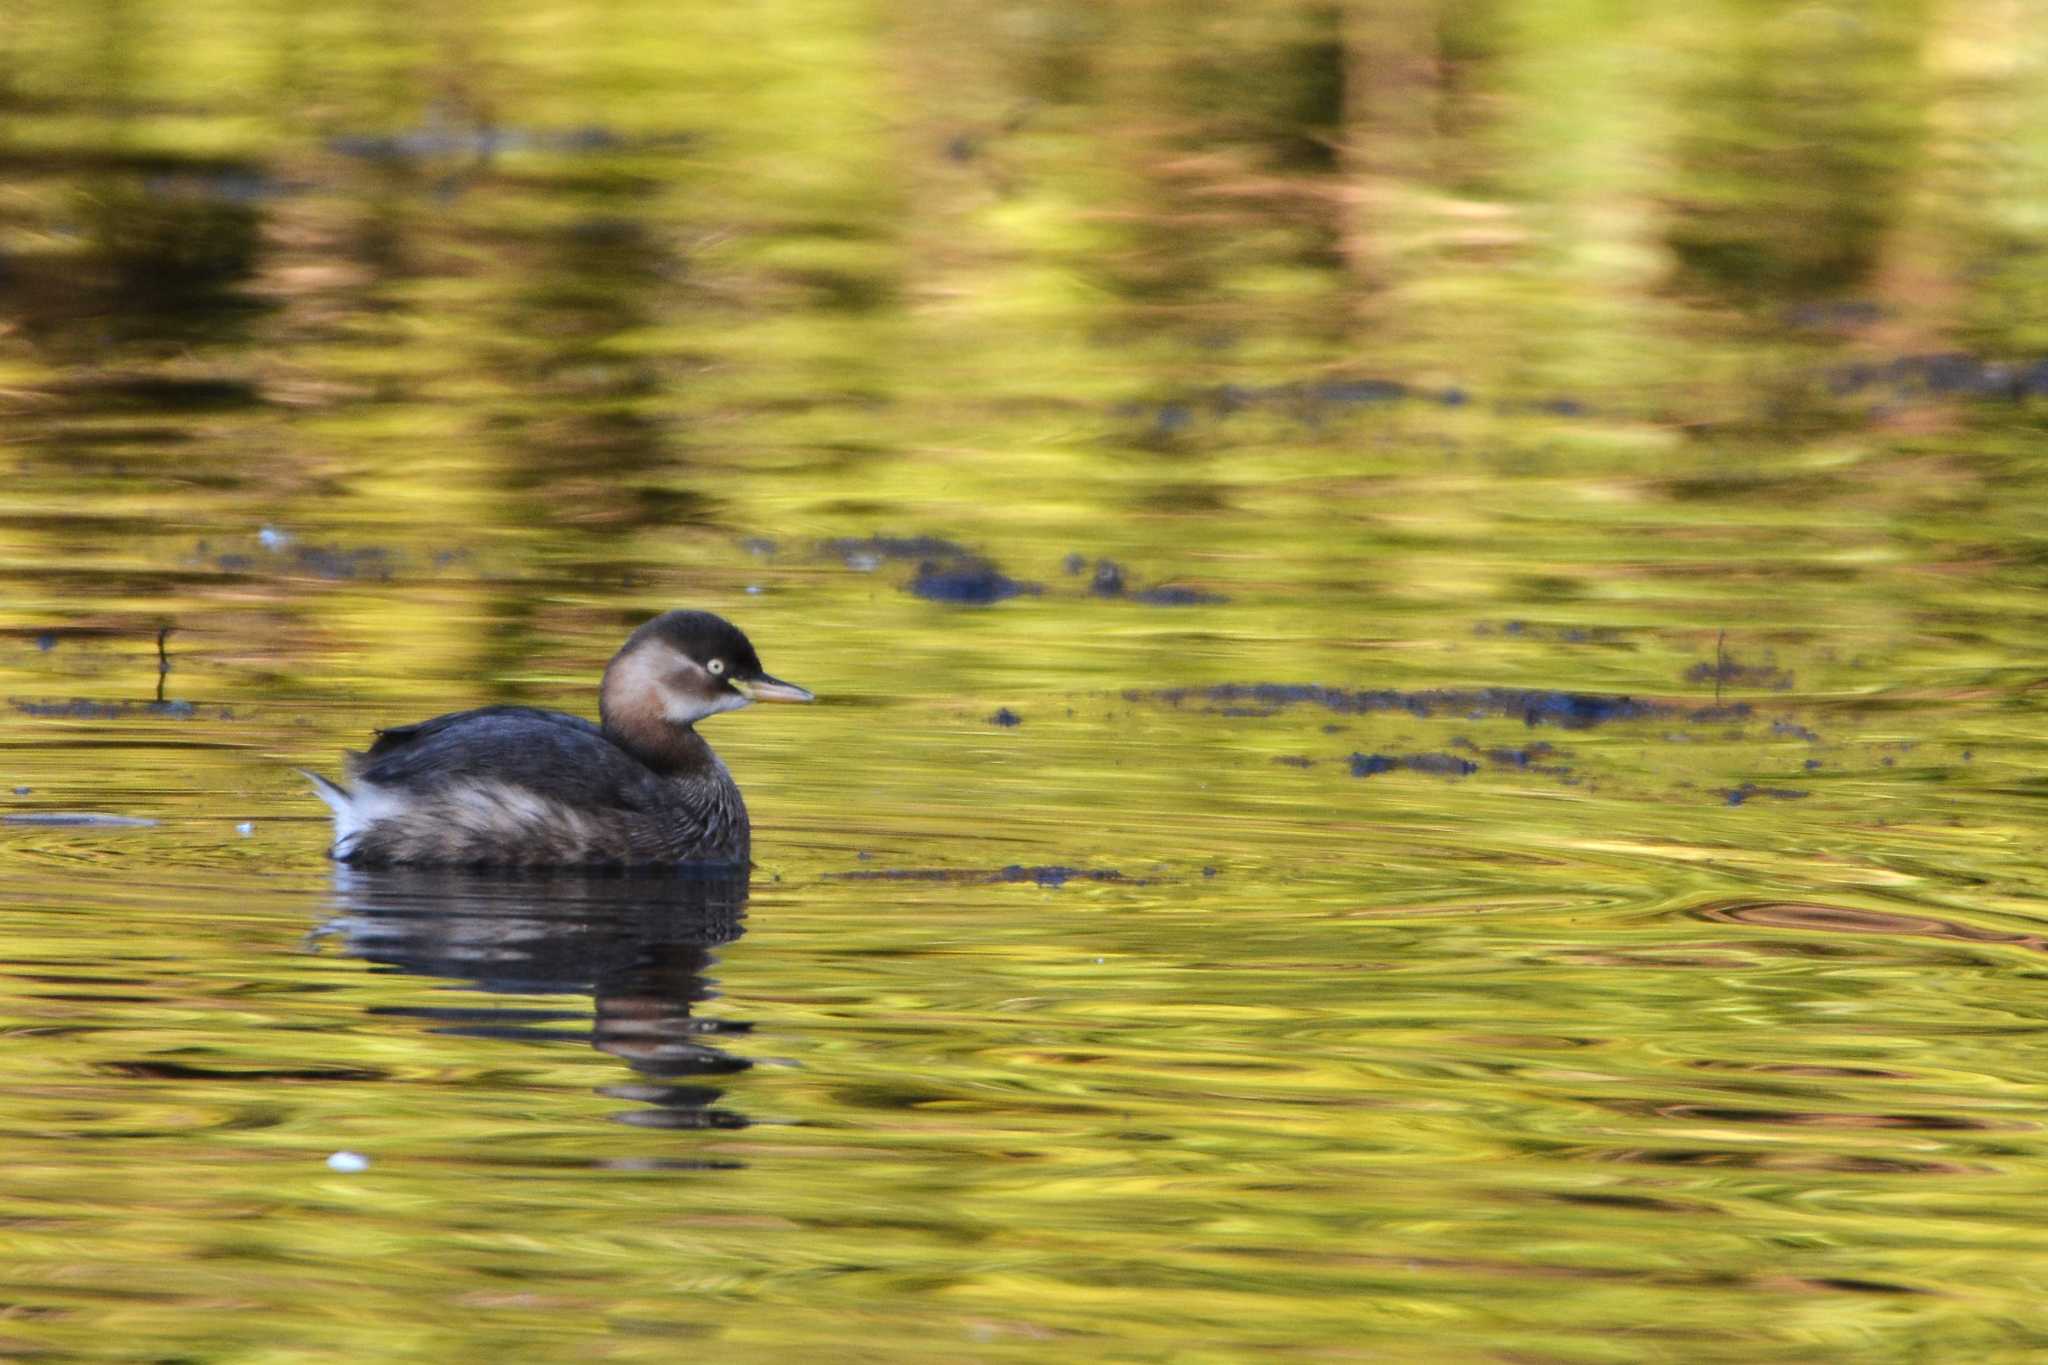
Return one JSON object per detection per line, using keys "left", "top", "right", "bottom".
{"left": 731, "top": 673, "right": 814, "bottom": 704}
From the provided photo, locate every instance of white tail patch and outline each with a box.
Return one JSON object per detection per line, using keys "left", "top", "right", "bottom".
{"left": 299, "top": 769, "right": 408, "bottom": 859}
{"left": 301, "top": 770, "right": 605, "bottom": 862}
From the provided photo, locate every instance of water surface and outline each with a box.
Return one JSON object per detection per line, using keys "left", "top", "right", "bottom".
{"left": 4, "top": 2, "right": 2048, "bottom": 1360}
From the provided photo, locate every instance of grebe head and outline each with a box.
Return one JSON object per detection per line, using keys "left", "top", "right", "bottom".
{"left": 600, "top": 610, "right": 813, "bottom": 740}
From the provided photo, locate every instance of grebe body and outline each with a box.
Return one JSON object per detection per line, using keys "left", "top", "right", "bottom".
{"left": 305, "top": 611, "right": 811, "bottom": 867}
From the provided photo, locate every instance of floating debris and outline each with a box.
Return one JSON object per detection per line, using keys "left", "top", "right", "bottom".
{"left": 327, "top": 124, "right": 634, "bottom": 162}
{"left": 237, "top": 822, "right": 255, "bottom": 836}
{"left": 1724, "top": 784, "right": 1811, "bottom": 807}
{"left": 1686, "top": 653, "right": 1794, "bottom": 692}
{"left": 822, "top": 535, "right": 974, "bottom": 568}
{"left": 1824, "top": 351, "right": 2048, "bottom": 402}
{"left": 204, "top": 534, "right": 400, "bottom": 581}
{"left": 1131, "top": 585, "right": 1227, "bottom": 606}
{"left": 1134, "top": 684, "right": 1744, "bottom": 730}
{"left": 908, "top": 559, "right": 1040, "bottom": 605}
{"left": 325, "top": 1151, "right": 371, "bottom": 1174}
{"left": 11, "top": 698, "right": 221, "bottom": 719}
{"left": 989, "top": 708, "right": 1021, "bottom": 727}
{"left": 1119, "top": 374, "right": 1595, "bottom": 432}
{"left": 3, "top": 812, "right": 158, "bottom": 827}
{"left": 1350, "top": 752, "right": 1479, "bottom": 779}
{"left": 816, "top": 535, "right": 1045, "bottom": 606}
{"left": 829, "top": 865, "right": 1129, "bottom": 887}
{"left": 1084, "top": 558, "right": 1227, "bottom": 606}
{"left": 1467, "top": 741, "right": 1559, "bottom": 769}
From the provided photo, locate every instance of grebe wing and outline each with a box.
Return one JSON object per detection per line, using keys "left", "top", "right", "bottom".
{"left": 353, "top": 706, "right": 667, "bottom": 812}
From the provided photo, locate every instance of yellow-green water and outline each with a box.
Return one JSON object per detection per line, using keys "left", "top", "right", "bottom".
{"left": 5, "top": 1, "right": 2048, "bottom": 1359}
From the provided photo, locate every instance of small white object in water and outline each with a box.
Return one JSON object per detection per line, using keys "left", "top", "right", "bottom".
{"left": 259, "top": 525, "right": 292, "bottom": 550}
{"left": 237, "top": 822, "right": 255, "bottom": 836}
{"left": 326, "top": 1151, "right": 370, "bottom": 1173}
{"left": 745, "top": 584, "right": 762, "bottom": 595}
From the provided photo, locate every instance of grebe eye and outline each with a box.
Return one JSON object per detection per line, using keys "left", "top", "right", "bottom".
{"left": 708, "top": 658, "right": 725, "bottom": 676}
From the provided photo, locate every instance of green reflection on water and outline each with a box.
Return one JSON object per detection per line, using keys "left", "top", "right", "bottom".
{"left": 3, "top": 0, "right": 2048, "bottom": 1359}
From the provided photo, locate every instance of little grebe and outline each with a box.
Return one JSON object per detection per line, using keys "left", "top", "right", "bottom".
{"left": 305, "top": 610, "right": 812, "bottom": 867}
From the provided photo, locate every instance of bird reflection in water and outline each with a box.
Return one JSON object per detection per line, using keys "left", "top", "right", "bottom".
{"left": 316, "top": 866, "right": 753, "bottom": 1138}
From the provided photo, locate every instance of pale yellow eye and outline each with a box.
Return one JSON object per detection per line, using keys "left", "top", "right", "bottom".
{"left": 708, "top": 659, "right": 725, "bottom": 676}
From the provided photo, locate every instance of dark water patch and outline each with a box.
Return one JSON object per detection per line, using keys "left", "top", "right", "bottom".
{"left": 1784, "top": 299, "right": 1885, "bottom": 331}
{"left": 96, "top": 1061, "right": 389, "bottom": 1083}
{"left": 1695, "top": 900, "right": 2048, "bottom": 955}
{"left": 142, "top": 169, "right": 295, "bottom": 206}
{"left": 326, "top": 124, "right": 642, "bottom": 162}
{"left": 908, "top": 560, "right": 1040, "bottom": 605}
{"left": 1134, "top": 684, "right": 1745, "bottom": 730}
{"left": 1542, "top": 1145, "right": 1983, "bottom": 1176}
{"left": 1795, "top": 1277, "right": 1933, "bottom": 1297}
{"left": 1452, "top": 738, "right": 1561, "bottom": 770}
{"left": 0, "top": 142, "right": 261, "bottom": 174}
{"left": 1120, "top": 373, "right": 1600, "bottom": 434}
{"left": 284, "top": 544, "right": 396, "bottom": 581}
{"left": 0, "top": 625, "right": 138, "bottom": 649}
{"left": 1626, "top": 1103, "right": 2007, "bottom": 1132}
{"left": 1825, "top": 351, "right": 2048, "bottom": 402}
{"left": 53, "top": 374, "right": 262, "bottom": 411}
{"left": 1089, "top": 560, "right": 1126, "bottom": 596}
{"left": 1084, "top": 558, "right": 1227, "bottom": 605}
{"left": 824, "top": 535, "right": 1040, "bottom": 604}
{"left": 374, "top": 1006, "right": 588, "bottom": 1024}
{"left": 1723, "top": 784, "right": 1810, "bottom": 806}
{"left": 10, "top": 698, "right": 220, "bottom": 720}
{"left": 1131, "top": 585, "right": 1227, "bottom": 605}
{"left": 821, "top": 535, "right": 976, "bottom": 568}
{"left": 989, "top": 708, "right": 1021, "bottom": 727}
{"left": 1472, "top": 620, "right": 1630, "bottom": 646}
{"left": 1771, "top": 721, "right": 1821, "bottom": 741}
{"left": 1688, "top": 1060, "right": 1915, "bottom": 1080}
{"left": 1310, "top": 377, "right": 1408, "bottom": 406}
{"left": 1350, "top": 752, "right": 1479, "bottom": 779}
{"left": 1272, "top": 755, "right": 1314, "bottom": 768}
{"left": 1687, "top": 652, "right": 1794, "bottom": 692}
{"left": 613, "top": 1107, "right": 749, "bottom": 1131}
{"left": 196, "top": 535, "right": 419, "bottom": 581}
{"left": 1546, "top": 1191, "right": 1717, "bottom": 1216}
{"left": 829, "top": 865, "right": 1130, "bottom": 887}
{"left": 42, "top": 425, "right": 197, "bottom": 448}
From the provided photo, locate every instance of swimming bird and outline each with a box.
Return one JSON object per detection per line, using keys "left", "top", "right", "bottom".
{"left": 304, "top": 610, "right": 812, "bottom": 867}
